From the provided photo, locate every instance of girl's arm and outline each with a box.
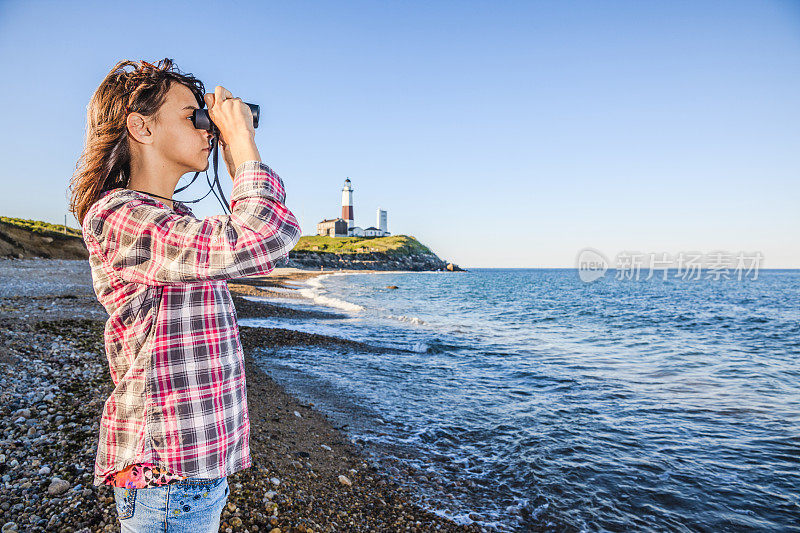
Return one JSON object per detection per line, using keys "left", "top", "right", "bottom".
{"left": 82, "top": 160, "right": 302, "bottom": 286}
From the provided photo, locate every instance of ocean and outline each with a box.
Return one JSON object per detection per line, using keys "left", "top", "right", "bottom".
{"left": 241, "top": 268, "right": 800, "bottom": 532}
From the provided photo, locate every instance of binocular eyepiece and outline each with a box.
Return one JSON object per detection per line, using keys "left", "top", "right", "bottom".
{"left": 191, "top": 102, "right": 260, "bottom": 131}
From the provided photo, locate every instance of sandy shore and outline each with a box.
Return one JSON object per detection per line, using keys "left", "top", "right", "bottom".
{"left": 0, "top": 260, "right": 482, "bottom": 533}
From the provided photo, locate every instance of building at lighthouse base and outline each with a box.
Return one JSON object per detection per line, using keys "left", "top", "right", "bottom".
{"left": 316, "top": 218, "right": 349, "bottom": 237}
{"left": 315, "top": 218, "right": 391, "bottom": 238}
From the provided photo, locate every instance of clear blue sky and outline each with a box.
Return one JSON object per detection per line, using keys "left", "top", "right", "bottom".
{"left": 1, "top": 0, "right": 798, "bottom": 268}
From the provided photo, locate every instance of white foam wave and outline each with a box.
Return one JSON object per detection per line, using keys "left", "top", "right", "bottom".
{"left": 239, "top": 318, "right": 354, "bottom": 338}
{"left": 239, "top": 318, "right": 430, "bottom": 354}
{"left": 370, "top": 340, "right": 430, "bottom": 353}
{"left": 387, "top": 314, "right": 426, "bottom": 325}
{"left": 312, "top": 273, "right": 433, "bottom": 328}
{"left": 259, "top": 285, "right": 298, "bottom": 293}
{"left": 294, "top": 273, "right": 365, "bottom": 312}
{"left": 294, "top": 272, "right": 437, "bottom": 332}
{"left": 298, "top": 287, "right": 365, "bottom": 312}
{"left": 409, "top": 341, "right": 430, "bottom": 353}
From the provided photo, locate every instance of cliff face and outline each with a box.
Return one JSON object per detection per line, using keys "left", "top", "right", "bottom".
{"left": 288, "top": 234, "right": 465, "bottom": 271}
{"left": 284, "top": 250, "right": 453, "bottom": 271}
{"left": 0, "top": 220, "right": 88, "bottom": 260}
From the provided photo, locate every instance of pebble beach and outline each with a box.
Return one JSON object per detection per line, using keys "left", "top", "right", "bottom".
{"left": 0, "top": 259, "right": 484, "bottom": 533}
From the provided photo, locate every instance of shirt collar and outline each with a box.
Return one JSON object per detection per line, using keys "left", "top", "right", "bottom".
{"left": 102, "top": 188, "right": 194, "bottom": 216}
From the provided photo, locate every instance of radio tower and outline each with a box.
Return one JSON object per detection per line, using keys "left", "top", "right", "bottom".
{"left": 341, "top": 178, "right": 354, "bottom": 231}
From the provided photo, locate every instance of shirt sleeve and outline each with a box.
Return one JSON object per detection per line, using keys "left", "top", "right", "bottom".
{"left": 83, "top": 161, "right": 302, "bottom": 286}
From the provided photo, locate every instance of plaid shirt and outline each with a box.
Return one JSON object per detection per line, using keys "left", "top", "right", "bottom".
{"left": 81, "top": 160, "right": 302, "bottom": 486}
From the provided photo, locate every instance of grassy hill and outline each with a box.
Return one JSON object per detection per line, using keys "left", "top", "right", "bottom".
{"left": 288, "top": 234, "right": 456, "bottom": 270}
{"left": 294, "top": 235, "right": 436, "bottom": 257}
{"left": 0, "top": 216, "right": 82, "bottom": 238}
{"left": 0, "top": 216, "right": 87, "bottom": 259}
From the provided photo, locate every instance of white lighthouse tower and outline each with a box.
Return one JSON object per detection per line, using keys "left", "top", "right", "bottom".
{"left": 377, "top": 208, "right": 388, "bottom": 234}
{"left": 341, "top": 178, "right": 354, "bottom": 230}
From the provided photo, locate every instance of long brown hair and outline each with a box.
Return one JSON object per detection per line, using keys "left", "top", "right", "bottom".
{"left": 68, "top": 58, "right": 205, "bottom": 226}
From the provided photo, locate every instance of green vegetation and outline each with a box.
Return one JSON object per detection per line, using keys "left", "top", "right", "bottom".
{"left": 294, "top": 234, "right": 435, "bottom": 257}
{"left": 0, "top": 216, "right": 82, "bottom": 238}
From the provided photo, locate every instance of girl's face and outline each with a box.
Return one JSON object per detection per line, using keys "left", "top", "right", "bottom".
{"left": 148, "top": 82, "right": 213, "bottom": 174}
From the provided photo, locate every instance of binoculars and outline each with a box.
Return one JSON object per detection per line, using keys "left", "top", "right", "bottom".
{"left": 191, "top": 102, "right": 260, "bottom": 131}
{"left": 181, "top": 98, "right": 261, "bottom": 216}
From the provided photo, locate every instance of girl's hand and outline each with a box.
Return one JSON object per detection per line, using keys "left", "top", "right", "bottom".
{"left": 203, "top": 85, "right": 261, "bottom": 177}
{"left": 203, "top": 86, "right": 254, "bottom": 143}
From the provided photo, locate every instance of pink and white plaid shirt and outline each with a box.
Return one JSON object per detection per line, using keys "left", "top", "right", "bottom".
{"left": 81, "top": 160, "right": 302, "bottom": 486}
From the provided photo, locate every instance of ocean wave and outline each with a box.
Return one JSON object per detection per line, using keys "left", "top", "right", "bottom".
{"left": 408, "top": 341, "right": 430, "bottom": 353}
{"left": 305, "top": 272, "right": 435, "bottom": 329}
{"left": 363, "top": 339, "right": 431, "bottom": 353}
{"left": 386, "top": 314, "right": 426, "bottom": 325}
{"left": 239, "top": 318, "right": 357, "bottom": 341}
{"left": 379, "top": 340, "right": 433, "bottom": 353}
{"left": 240, "top": 316, "right": 430, "bottom": 353}
{"left": 259, "top": 285, "right": 298, "bottom": 293}
{"left": 297, "top": 274, "right": 365, "bottom": 312}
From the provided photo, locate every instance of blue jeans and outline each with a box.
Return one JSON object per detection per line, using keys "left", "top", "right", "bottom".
{"left": 113, "top": 477, "right": 229, "bottom": 532}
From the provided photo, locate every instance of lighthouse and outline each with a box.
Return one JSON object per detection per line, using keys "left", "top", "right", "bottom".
{"left": 341, "top": 178, "right": 354, "bottom": 230}
{"left": 317, "top": 177, "right": 391, "bottom": 238}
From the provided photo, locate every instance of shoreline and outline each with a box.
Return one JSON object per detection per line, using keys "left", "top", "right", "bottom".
{"left": 0, "top": 260, "right": 482, "bottom": 532}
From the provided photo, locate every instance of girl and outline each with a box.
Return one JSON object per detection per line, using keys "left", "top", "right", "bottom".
{"left": 68, "top": 58, "right": 302, "bottom": 532}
